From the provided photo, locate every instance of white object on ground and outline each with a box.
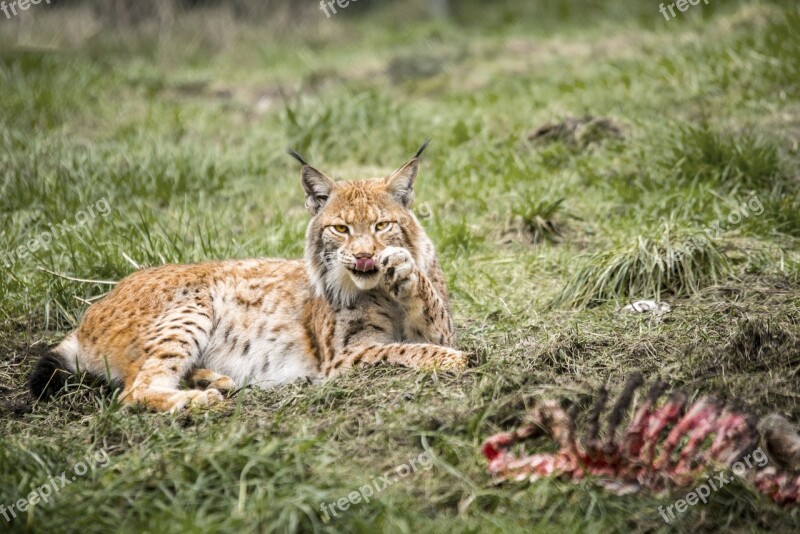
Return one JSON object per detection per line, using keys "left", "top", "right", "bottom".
{"left": 620, "top": 300, "right": 671, "bottom": 315}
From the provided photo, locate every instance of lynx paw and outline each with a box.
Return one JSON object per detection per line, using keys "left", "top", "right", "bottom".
{"left": 191, "top": 369, "right": 237, "bottom": 394}
{"left": 167, "top": 388, "right": 224, "bottom": 413}
{"left": 423, "top": 348, "right": 468, "bottom": 371}
{"left": 207, "top": 376, "right": 237, "bottom": 393}
{"left": 440, "top": 350, "right": 469, "bottom": 371}
{"left": 379, "top": 246, "right": 418, "bottom": 299}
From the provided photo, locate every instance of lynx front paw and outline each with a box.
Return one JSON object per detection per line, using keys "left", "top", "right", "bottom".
{"left": 438, "top": 349, "right": 469, "bottom": 371}
{"left": 422, "top": 348, "right": 468, "bottom": 371}
{"left": 379, "top": 246, "right": 418, "bottom": 299}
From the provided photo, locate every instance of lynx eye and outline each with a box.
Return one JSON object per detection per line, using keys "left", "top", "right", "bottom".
{"left": 332, "top": 224, "right": 349, "bottom": 234}
{"left": 374, "top": 221, "right": 390, "bottom": 231}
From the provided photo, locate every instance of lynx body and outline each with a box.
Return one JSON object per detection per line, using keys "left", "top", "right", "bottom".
{"left": 30, "top": 144, "right": 466, "bottom": 412}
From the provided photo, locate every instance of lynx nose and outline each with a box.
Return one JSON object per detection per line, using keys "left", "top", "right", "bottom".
{"left": 354, "top": 253, "right": 375, "bottom": 272}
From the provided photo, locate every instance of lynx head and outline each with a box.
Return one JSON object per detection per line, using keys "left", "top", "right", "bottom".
{"left": 290, "top": 142, "right": 434, "bottom": 306}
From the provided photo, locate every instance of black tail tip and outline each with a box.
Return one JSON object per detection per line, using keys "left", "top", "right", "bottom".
{"left": 29, "top": 352, "right": 68, "bottom": 401}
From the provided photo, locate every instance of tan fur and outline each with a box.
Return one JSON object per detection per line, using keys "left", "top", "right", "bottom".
{"left": 47, "top": 149, "right": 466, "bottom": 412}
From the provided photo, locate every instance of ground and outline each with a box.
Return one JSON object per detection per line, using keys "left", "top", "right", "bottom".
{"left": 1, "top": 0, "right": 799, "bottom": 532}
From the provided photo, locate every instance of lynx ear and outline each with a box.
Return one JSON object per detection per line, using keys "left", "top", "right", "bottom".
{"left": 289, "top": 149, "right": 336, "bottom": 215}
{"left": 385, "top": 140, "right": 429, "bottom": 208}
{"left": 301, "top": 166, "right": 336, "bottom": 215}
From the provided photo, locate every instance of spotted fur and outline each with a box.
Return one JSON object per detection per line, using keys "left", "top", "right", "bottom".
{"left": 30, "top": 146, "right": 466, "bottom": 412}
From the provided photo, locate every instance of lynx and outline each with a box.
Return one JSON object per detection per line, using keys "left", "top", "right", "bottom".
{"left": 29, "top": 142, "right": 467, "bottom": 412}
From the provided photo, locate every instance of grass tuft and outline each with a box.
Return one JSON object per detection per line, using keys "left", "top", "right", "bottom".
{"left": 551, "top": 221, "right": 732, "bottom": 308}
{"left": 508, "top": 195, "right": 567, "bottom": 244}
{"left": 662, "top": 121, "right": 785, "bottom": 191}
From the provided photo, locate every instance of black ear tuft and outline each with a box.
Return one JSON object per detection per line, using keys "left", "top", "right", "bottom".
{"left": 29, "top": 351, "right": 69, "bottom": 401}
{"left": 414, "top": 138, "right": 431, "bottom": 159}
{"left": 287, "top": 148, "right": 310, "bottom": 166}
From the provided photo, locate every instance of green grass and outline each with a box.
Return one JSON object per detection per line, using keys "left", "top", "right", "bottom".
{"left": 661, "top": 121, "right": 785, "bottom": 191}
{"left": 2, "top": 1, "right": 800, "bottom": 532}
{"left": 551, "top": 220, "right": 732, "bottom": 308}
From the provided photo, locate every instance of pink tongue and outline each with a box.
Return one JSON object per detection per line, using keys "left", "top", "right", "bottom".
{"left": 355, "top": 257, "right": 375, "bottom": 272}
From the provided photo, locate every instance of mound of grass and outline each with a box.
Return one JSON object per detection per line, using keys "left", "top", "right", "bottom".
{"left": 551, "top": 221, "right": 732, "bottom": 308}
{"left": 526, "top": 116, "right": 624, "bottom": 150}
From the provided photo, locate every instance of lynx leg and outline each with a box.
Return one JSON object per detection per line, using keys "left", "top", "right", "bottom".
{"left": 122, "top": 361, "right": 224, "bottom": 413}
{"left": 190, "top": 368, "right": 237, "bottom": 393}
{"left": 326, "top": 310, "right": 467, "bottom": 376}
{"left": 331, "top": 342, "right": 467, "bottom": 375}
{"left": 121, "top": 310, "right": 222, "bottom": 413}
{"left": 122, "top": 353, "right": 224, "bottom": 413}
{"left": 378, "top": 247, "right": 455, "bottom": 345}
